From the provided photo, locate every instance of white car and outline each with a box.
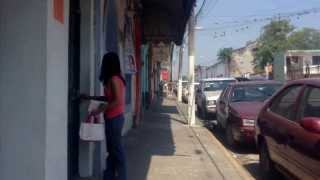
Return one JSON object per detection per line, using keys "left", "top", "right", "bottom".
{"left": 196, "top": 78, "right": 236, "bottom": 119}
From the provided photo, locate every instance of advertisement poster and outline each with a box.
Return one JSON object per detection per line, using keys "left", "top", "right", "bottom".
{"left": 124, "top": 16, "right": 136, "bottom": 74}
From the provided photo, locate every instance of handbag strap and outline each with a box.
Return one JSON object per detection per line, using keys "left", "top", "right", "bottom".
{"left": 85, "top": 115, "right": 100, "bottom": 123}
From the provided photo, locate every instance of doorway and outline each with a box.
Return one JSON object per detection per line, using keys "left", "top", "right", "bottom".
{"left": 68, "top": 0, "right": 81, "bottom": 179}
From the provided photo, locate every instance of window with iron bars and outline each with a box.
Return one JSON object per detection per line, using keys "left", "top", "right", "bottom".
{"left": 312, "top": 56, "right": 320, "bottom": 65}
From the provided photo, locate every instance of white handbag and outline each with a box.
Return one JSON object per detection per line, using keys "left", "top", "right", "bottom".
{"left": 79, "top": 115, "right": 105, "bottom": 141}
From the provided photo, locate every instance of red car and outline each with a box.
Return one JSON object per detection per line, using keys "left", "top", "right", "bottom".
{"left": 255, "top": 79, "right": 320, "bottom": 180}
{"left": 216, "top": 81, "right": 282, "bottom": 147}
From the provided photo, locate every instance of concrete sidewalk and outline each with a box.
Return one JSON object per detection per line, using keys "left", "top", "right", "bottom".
{"left": 125, "top": 98, "right": 253, "bottom": 180}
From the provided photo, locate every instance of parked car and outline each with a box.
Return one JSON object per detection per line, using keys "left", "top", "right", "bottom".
{"left": 216, "top": 81, "right": 282, "bottom": 147}
{"left": 235, "top": 77, "right": 250, "bottom": 82}
{"left": 255, "top": 79, "right": 320, "bottom": 180}
{"left": 196, "top": 78, "right": 236, "bottom": 119}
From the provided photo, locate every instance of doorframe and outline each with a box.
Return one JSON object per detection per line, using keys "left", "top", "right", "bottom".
{"left": 68, "top": 0, "right": 81, "bottom": 179}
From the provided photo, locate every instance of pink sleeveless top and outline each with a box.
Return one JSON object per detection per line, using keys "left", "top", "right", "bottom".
{"left": 104, "top": 76, "right": 125, "bottom": 119}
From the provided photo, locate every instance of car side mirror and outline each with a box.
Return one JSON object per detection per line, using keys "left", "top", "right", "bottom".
{"left": 300, "top": 117, "right": 320, "bottom": 134}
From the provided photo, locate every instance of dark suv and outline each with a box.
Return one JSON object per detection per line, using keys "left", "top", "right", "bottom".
{"left": 255, "top": 79, "right": 320, "bottom": 180}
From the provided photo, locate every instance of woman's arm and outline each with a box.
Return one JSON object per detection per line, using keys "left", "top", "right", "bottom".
{"left": 80, "top": 94, "right": 108, "bottom": 102}
{"left": 90, "top": 78, "right": 122, "bottom": 116}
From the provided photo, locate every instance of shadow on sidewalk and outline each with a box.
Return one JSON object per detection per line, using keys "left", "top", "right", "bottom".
{"left": 125, "top": 98, "right": 178, "bottom": 180}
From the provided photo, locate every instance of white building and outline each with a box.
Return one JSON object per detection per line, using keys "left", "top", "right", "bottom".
{"left": 284, "top": 50, "right": 320, "bottom": 80}
{"left": 206, "top": 61, "right": 227, "bottom": 78}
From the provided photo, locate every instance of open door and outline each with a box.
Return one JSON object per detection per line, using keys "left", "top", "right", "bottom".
{"left": 68, "top": 0, "right": 81, "bottom": 179}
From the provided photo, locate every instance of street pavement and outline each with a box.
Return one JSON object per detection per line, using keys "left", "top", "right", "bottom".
{"left": 125, "top": 97, "right": 254, "bottom": 180}
{"left": 177, "top": 101, "right": 260, "bottom": 180}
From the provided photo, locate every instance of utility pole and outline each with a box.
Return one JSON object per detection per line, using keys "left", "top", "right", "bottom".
{"left": 187, "top": 10, "right": 196, "bottom": 126}
{"left": 177, "top": 46, "right": 183, "bottom": 102}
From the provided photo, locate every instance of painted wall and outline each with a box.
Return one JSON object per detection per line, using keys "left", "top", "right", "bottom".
{"left": 207, "top": 62, "right": 226, "bottom": 78}
{"left": 0, "top": 0, "right": 69, "bottom": 180}
{"left": 78, "top": 0, "right": 95, "bottom": 177}
{"left": 0, "top": 1, "right": 46, "bottom": 179}
{"left": 45, "top": 0, "right": 69, "bottom": 180}
{"left": 230, "top": 42, "right": 256, "bottom": 77}
{"left": 141, "top": 45, "right": 149, "bottom": 108}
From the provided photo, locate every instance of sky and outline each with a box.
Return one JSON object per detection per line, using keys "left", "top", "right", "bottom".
{"left": 172, "top": 0, "right": 320, "bottom": 79}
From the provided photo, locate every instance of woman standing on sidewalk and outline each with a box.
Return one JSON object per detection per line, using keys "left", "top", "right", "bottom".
{"left": 81, "top": 52, "right": 127, "bottom": 180}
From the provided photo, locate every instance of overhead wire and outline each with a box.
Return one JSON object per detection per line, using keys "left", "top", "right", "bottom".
{"left": 199, "top": 0, "right": 220, "bottom": 20}
{"left": 194, "top": 6, "right": 320, "bottom": 40}
{"left": 195, "top": 0, "right": 207, "bottom": 21}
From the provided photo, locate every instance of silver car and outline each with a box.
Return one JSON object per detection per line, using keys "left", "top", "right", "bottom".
{"left": 196, "top": 78, "right": 236, "bottom": 119}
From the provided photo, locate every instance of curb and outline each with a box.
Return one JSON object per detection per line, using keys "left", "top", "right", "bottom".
{"left": 202, "top": 128, "right": 255, "bottom": 180}
{"left": 175, "top": 100, "right": 255, "bottom": 180}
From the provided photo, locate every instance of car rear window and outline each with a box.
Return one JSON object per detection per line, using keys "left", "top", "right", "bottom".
{"left": 231, "top": 84, "right": 282, "bottom": 102}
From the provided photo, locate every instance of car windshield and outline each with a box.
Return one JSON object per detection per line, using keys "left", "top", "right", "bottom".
{"left": 203, "top": 80, "right": 235, "bottom": 91}
{"left": 231, "top": 84, "right": 282, "bottom": 102}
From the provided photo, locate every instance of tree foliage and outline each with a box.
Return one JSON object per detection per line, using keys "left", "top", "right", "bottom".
{"left": 217, "top": 47, "right": 233, "bottom": 62}
{"left": 288, "top": 28, "right": 320, "bottom": 50}
{"left": 254, "top": 20, "right": 294, "bottom": 69}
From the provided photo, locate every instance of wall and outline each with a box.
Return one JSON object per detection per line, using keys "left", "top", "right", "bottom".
{"left": 45, "top": 0, "right": 69, "bottom": 180}
{"left": 0, "top": 1, "right": 47, "bottom": 179}
{"left": 141, "top": 45, "right": 149, "bottom": 108}
{"left": 0, "top": 0, "right": 69, "bottom": 180}
{"left": 78, "top": 0, "right": 95, "bottom": 177}
{"left": 230, "top": 43, "right": 256, "bottom": 77}
{"left": 207, "top": 61, "right": 226, "bottom": 78}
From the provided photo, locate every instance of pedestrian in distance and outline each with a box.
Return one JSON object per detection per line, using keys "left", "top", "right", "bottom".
{"left": 80, "top": 52, "right": 127, "bottom": 180}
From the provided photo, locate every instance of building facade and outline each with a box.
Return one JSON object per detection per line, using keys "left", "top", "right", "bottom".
{"left": 203, "top": 61, "right": 227, "bottom": 78}
{"left": 273, "top": 50, "right": 320, "bottom": 81}
{"left": 230, "top": 41, "right": 257, "bottom": 78}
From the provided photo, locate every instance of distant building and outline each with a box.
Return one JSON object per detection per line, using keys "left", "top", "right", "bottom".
{"left": 206, "top": 61, "right": 226, "bottom": 78}
{"left": 273, "top": 50, "right": 320, "bottom": 81}
{"left": 195, "top": 65, "right": 209, "bottom": 81}
{"left": 230, "top": 41, "right": 257, "bottom": 78}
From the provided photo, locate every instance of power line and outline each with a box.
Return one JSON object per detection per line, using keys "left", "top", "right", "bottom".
{"left": 207, "top": 7, "right": 320, "bottom": 27}
{"left": 195, "top": 0, "right": 207, "bottom": 20}
{"left": 199, "top": 0, "right": 220, "bottom": 21}
{"left": 195, "top": 7, "right": 320, "bottom": 40}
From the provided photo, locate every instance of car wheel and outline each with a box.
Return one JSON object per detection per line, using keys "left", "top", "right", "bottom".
{"left": 259, "top": 141, "right": 280, "bottom": 180}
{"left": 226, "top": 122, "right": 237, "bottom": 148}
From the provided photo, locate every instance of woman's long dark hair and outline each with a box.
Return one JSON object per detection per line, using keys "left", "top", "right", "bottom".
{"left": 99, "top": 52, "right": 126, "bottom": 86}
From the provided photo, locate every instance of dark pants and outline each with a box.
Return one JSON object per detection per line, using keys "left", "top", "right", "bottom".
{"left": 104, "top": 114, "right": 127, "bottom": 180}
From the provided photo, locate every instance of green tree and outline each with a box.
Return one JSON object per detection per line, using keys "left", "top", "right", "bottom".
{"left": 254, "top": 20, "right": 294, "bottom": 69}
{"left": 288, "top": 28, "right": 320, "bottom": 50}
{"left": 217, "top": 47, "right": 233, "bottom": 76}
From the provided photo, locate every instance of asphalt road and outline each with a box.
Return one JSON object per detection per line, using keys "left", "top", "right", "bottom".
{"left": 177, "top": 101, "right": 260, "bottom": 180}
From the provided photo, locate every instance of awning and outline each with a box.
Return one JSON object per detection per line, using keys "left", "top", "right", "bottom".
{"left": 140, "top": 0, "right": 195, "bottom": 45}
